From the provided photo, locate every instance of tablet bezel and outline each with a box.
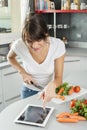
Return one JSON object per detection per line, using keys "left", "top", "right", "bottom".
{"left": 14, "top": 104, "right": 54, "bottom": 127}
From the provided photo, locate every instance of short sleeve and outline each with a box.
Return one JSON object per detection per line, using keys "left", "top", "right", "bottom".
{"left": 54, "top": 39, "right": 66, "bottom": 59}
{"left": 10, "top": 39, "right": 26, "bottom": 57}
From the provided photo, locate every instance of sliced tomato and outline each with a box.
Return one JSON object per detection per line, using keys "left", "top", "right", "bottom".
{"left": 84, "top": 99, "right": 87, "bottom": 105}
{"left": 73, "top": 86, "right": 81, "bottom": 93}
{"left": 70, "top": 100, "right": 76, "bottom": 108}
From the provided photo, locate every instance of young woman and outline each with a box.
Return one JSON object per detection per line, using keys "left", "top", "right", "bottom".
{"left": 7, "top": 13, "right": 66, "bottom": 107}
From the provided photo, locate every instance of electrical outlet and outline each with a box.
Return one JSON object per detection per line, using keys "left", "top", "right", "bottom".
{"left": 76, "top": 33, "right": 81, "bottom": 38}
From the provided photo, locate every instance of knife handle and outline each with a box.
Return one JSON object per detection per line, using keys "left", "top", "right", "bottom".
{"left": 30, "top": 81, "right": 34, "bottom": 85}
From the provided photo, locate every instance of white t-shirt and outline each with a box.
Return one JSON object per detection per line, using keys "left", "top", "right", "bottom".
{"left": 11, "top": 37, "right": 66, "bottom": 90}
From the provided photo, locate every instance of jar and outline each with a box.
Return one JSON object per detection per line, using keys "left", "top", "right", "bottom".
{"left": 66, "top": 0, "right": 70, "bottom": 10}
{"left": 61, "top": 0, "right": 66, "bottom": 10}
{"left": 73, "top": 0, "right": 80, "bottom": 9}
{"left": 80, "top": 3, "right": 86, "bottom": 10}
{"left": 61, "top": 0, "right": 70, "bottom": 10}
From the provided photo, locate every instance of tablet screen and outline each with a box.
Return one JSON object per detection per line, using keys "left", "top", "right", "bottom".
{"left": 14, "top": 104, "right": 54, "bottom": 127}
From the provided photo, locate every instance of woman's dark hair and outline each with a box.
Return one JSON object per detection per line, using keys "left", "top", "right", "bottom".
{"left": 22, "top": 13, "right": 49, "bottom": 43}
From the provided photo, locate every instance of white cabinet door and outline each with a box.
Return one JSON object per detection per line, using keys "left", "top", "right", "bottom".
{"left": 63, "top": 56, "right": 87, "bottom": 88}
{"left": 0, "top": 72, "right": 3, "bottom": 112}
{"left": 2, "top": 66, "right": 22, "bottom": 107}
{"left": 82, "top": 57, "right": 87, "bottom": 71}
{"left": 63, "top": 56, "right": 82, "bottom": 79}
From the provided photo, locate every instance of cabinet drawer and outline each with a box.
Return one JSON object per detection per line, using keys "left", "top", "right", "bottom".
{"left": 2, "top": 66, "right": 22, "bottom": 101}
{"left": 63, "top": 56, "right": 83, "bottom": 79}
{"left": 64, "top": 56, "right": 81, "bottom": 62}
{"left": 0, "top": 74, "right": 3, "bottom": 111}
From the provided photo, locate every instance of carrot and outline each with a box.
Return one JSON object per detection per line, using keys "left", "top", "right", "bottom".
{"left": 69, "top": 115, "right": 86, "bottom": 121}
{"left": 68, "top": 86, "right": 74, "bottom": 95}
{"left": 57, "top": 87, "right": 64, "bottom": 95}
{"left": 59, "top": 95, "right": 65, "bottom": 100}
{"left": 56, "top": 112, "right": 71, "bottom": 118}
{"left": 57, "top": 117, "right": 78, "bottom": 123}
{"left": 55, "top": 95, "right": 65, "bottom": 100}
{"left": 70, "top": 112, "right": 79, "bottom": 116}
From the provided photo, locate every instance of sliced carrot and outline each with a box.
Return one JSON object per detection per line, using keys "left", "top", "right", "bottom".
{"left": 70, "top": 115, "right": 86, "bottom": 121}
{"left": 68, "top": 86, "right": 74, "bottom": 95}
{"left": 70, "top": 112, "right": 79, "bottom": 116}
{"left": 59, "top": 95, "right": 65, "bottom": 100}
{"left": 56, "top": 112, "right": 71, "bottom": 118}
{"left": 57, "top": 87, "right": 64, "bottom": 95}
{"left": 57, "top": 117, "right": 78, "bottom": 123}
{"left": 55, "top": 95, "right": 65, "bottom": 100}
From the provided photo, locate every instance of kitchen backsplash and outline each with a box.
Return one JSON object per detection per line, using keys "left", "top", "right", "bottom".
{"left": 70, "top": 13, "right": 87, "bottom": 42}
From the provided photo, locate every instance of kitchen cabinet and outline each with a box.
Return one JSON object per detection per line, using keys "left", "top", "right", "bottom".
{"left": 82, "top": 57, "right": 87, "bottom": 71}
{"left": 63, "top": 56, "right": 82, "bottom": 77}
{"left": 0, "top": 72, "right": 3, "bottom": 112}
{"left": 1, "top": 66, "right": 22, "bottom": 108}
{"left": 35, "top": 10, "right": 87, "bottom": 39}
{"left": 63, "top": 55, "right": 87, "bottom": 88}
{"left": 35, "top": 0, "right": 87, "bottom": 47}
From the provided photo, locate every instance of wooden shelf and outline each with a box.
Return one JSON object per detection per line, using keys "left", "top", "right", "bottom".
{"left": 35, "top": 10, "right": 87, "bottom": 13}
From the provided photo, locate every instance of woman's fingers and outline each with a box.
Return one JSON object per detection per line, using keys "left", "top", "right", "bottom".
{"left": 24, "top": 78, "right": 37, "bottom": 85}
{"left": 43, "top": 96, "right": 47, "bottom": 109}
{"left": 24, "top": 79, "right": 31, "bottom": 84}
{"left": 38, "top": 90, "right": 45, "bottom": 99}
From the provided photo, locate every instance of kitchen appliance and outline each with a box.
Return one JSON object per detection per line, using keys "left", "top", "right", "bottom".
{"left": 0, "top": 55, "right": 7, "bottom": 63}
{"left": 0, "top": 43, "right": 10, "bottom": 63}
{"left": 31, "top": 81, "right": 43, "bottom": 90}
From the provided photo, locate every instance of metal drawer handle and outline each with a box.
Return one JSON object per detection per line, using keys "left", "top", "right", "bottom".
{"left": 65, "top": 60, "right": 80, "bottom": 62}
{"left": 4, "top": 71, "right": 18, "bottom": 76}
{"left": 5, "top": 95, "right": 20, "bottom": 102}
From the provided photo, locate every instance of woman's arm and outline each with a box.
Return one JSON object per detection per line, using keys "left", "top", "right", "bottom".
{"left": 40, "top": 54, "right": 65, "bottom": 108}
{"left": 7, "top": 50, "right": 36, "bottom": 84}
{"left": 54, "top": 53, "right": 65, "bottom": 87}
{"left": 7, "top": 50, "right": 26, "bottom": 74}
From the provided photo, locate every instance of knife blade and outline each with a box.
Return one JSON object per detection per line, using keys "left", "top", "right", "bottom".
{"left": 30, "top": 81, "right": 43, "bottom": 90}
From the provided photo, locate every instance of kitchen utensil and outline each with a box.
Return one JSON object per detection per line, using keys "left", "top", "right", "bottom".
{"left": 30, "top": 81, "right": 43, "bottom": 90}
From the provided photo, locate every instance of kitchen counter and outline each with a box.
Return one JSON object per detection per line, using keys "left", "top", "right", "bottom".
{"left": 0, "top": 93, "right": 87, "bottom": 130}
{"left": 0, "top": 58, "right": 22, "bottom": 69}
{"left": 66, "top": 47, "right": 87, "bottom": 57}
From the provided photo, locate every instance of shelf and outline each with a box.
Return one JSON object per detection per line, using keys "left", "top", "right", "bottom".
{"left": 35, "top": 10, "right": 87, "bottom": 13}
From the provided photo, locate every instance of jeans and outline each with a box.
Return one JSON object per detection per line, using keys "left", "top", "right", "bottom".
{"left": 21, "top": 85, "right": 39, "bottom": 99}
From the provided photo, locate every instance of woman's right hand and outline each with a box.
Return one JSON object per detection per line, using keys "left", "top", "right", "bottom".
{"left": 20, "top": 71, "right": 36, "bottom": 85}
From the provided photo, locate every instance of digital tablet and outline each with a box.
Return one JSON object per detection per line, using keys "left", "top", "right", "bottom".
{"left": 14, "top": 104, "right": 54, "bottom": 127}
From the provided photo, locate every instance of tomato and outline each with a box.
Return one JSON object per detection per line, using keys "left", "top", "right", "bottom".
{"left": 84, "top": 99, "right": 87, "bottom": 105}
{"left": 73, "top": 86, "right": 80, "bottom": 93}
{"left": 70, "top": 100, "right": 76, "bottom": 108}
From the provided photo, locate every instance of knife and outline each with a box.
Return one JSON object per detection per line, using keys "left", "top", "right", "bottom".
{"left": 31, "top": 81, "right": 47, "bottom": 111}
{"left": 30, "top": 81, "right": 43, "bottom": 90}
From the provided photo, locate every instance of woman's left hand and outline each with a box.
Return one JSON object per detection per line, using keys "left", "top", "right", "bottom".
{"left": 39, "top": 81, "right": 56, "bottom": 108}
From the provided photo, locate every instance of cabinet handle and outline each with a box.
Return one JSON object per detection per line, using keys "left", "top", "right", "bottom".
{"left": 4, "top": 71, "right": 18, "bottom": 76}
{"left": 64, "top": 60, "right": 80, "bottom": 62}
{"left": 5, "top": 94, "right": 20, "bottom": 102}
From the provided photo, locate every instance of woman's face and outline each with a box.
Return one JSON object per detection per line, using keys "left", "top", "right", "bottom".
{"left": 26, "top": 39, "right": 48, "bottom": 53}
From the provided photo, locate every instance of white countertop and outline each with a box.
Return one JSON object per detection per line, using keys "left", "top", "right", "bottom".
{"left": 0, "top": 69, "right": 87, "bottom": 130}
{"left": 0, "top": 93, "right": 87, "bottom": 130}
